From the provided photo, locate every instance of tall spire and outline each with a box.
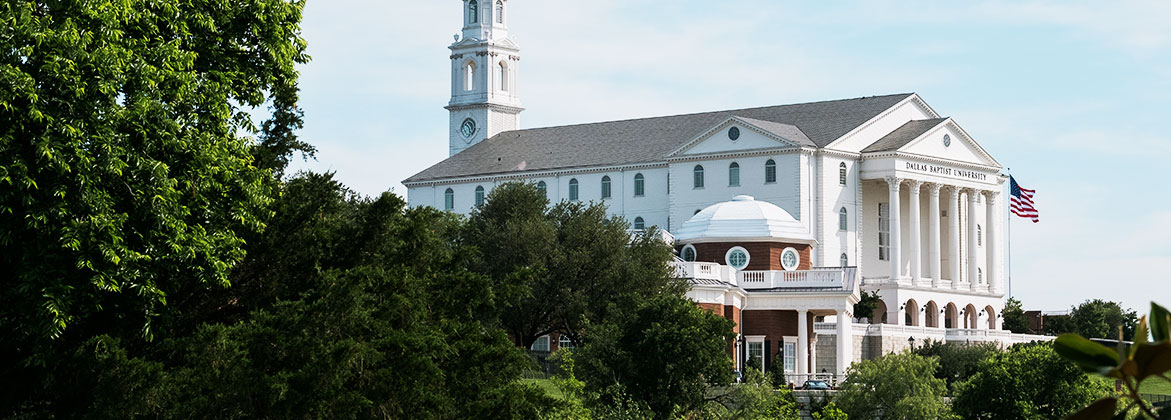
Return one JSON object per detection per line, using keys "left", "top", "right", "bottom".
{"left": 447, "top": 0, "right": 522, "bottom": 157}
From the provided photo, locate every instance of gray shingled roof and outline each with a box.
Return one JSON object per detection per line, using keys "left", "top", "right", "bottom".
{"left": 860, "top": 118, "right": 948, "bottom": 153}
{"left": 405, "top": 93, "right": 914, "bottom": 183}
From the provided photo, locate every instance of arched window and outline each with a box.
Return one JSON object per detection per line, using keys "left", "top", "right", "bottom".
{"left": 765, "top": 159, "right": 776, "bottom": 183}
{"left": 568, "top": 178, "right": 579, "bottom": 201}
{"left": 536, "top": 181, "right": 547, "bottom": 197}
{"left": 495, "top": 0, "right": 504, "bottom": 24}
{"left": 633, "top": 217, "right": 645, "bottom": 231}
{"left": 839, "top": 207, "right": 848, "bottom": 231}
{"left": 468, "top": 0, "right": 479, "bottom": 23}
{"left": 474, "top": 186, "right": 485, "bottom": 207}
{"left": 558, "top": 334, "right": 574, "bottom": 351}
{"left": 693, "top": 165, "right": 704, "bottom": 189}
{"left": 841, "top": 253, "right": 849, "bottom": 267}
{"left": 633, "top": 173, "right": 645, "bottom": 196}
{"left": 498, "top": 61, "right": 508, "bottom": 91}
{"left": 977, "top": 225, "right": 983, "bottom": 246}
{"left": 601, "top": 176, "right": 612, "bottom": 199}
{"left": 444, "top": 188, "right": 455, "bottom": 211}
{"left": 839, "top": 162, "right": 848, "bottom": 186}
{"left": 728, "top": 162, "right": 740, "bottom": 187}
{"left": 681, "top": 244, "right": 697, "bottom": 262}
{"left": 464, "top": 61, "right": 476, "bottom": 91}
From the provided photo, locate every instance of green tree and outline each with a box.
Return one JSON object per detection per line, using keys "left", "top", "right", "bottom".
{"left": 912, "top": 340, "right": 999, "bottom": 390}
{"left": 1002, "top": 297, "right": 1033, "bottom": 334}
{"left": 1055, "top": 302, "right": 1171, "bottom": 419}
{"left": 0, "top": 0, "right": 311, "bottom": 412}
{"left": 464, "top": 182, "right": 680, "bottom": 348}
{"left": 1044, "top": 314, "right": 1076, "bottom": 336}
{"left": 1071, "top": 299, "right": 1138, "bottom": 340}
{"left": 575, "top": 294, "right": 735, "bottom": 419}
{"left": 701, "top": 368, "right": 800, "bottom": 420}
{"left": 5, "top": 174, "right": 556, "bottom": 418}
{"left": 812, "top": 403, "right": 848, "bottom": 420}
{"left": 835, "top": 352, "right": 954, "bottom": 420}
{"left": 952, "top": 343, "right": 1110, "bottom": 420}
{"left": 854, "top": 291, "right": 881, "bottom": 323}
{"left": 0, "top": 0, "right": 308, "bottom": 345}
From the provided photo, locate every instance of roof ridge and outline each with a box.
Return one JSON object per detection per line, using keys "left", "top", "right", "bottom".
{"left": 501, "top": 93, "right": 916, "bottom": 134}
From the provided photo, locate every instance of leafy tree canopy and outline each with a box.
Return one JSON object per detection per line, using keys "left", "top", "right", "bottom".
{"left": 1070, "top": 299, "right": 1138, "bottom": 340}
{"left": 464, "top": 182, "right": 682, "bottom": 348}
{"left": 952, "top": 343, "right": 1110, "bottom": 420}
{"left": 574, "top": 295, "right": 735, "bottom": 419}
{"left": 912, "top": 340, "right": 999, "bottom": 390}
{"left": 0, "top": 0, "right": 310, "bottom": 352}
{"left": 835, "top": 352, "right": 955, "bottom": 420}
{"left": 1002, "top": 297, "right": 1033, "bottom": 334}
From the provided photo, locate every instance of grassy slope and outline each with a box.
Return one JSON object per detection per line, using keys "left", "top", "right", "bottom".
{"left": 1141, "top": 377, "right": 1171, "bottom": 396}
{"left": 521, "top": 378, "right": 566, "bottom": 400}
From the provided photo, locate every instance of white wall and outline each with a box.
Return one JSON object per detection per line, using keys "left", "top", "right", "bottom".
{"left": 667, "top": 154, "right": 802, "bottom": 232}
{"left": 404, "top": 166, "right": 671, "bottom": 230}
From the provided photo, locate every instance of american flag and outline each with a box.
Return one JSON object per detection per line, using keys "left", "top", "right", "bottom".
{"left": 1009, "top": 176, "right": 1038, "bottom": 223}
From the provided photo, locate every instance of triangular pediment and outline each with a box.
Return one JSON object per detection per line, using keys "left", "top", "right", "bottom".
{"left": 669, "top": 117, "right": 812, "bottom": 157}
{"left": 863, "top": 118, "right": 1000, "bottom": 167}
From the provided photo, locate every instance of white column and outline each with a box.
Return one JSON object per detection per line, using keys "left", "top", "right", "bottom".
{"left": 836, "top": 310, "right": 853, "bottom": 378}
{"left": 986, "top": 191, "right": 1001, "bottom": 294}
{"left": 928, "top": 184, "right": 942, "bottom": 288}
{"left": 948, "top": 187, "right": 961, "bottom": 288}
{"left": 797, "top": 310, "right": 809, "bottom": 375}
{"left": 967, "top": 190, "right": 980, "bottom": 291}
{"left": 885, "top": 176, "right": 902, "bottom": 281}
{"left": 908, "top": 180, "right": 923, "bottom": 284}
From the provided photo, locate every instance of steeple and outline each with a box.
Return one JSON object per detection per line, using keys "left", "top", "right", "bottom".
{"left": 447, "top": 0, "right": 522, "bottom": 157}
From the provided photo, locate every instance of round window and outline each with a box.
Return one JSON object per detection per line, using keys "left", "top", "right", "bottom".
{"left": 942, "top": 134, "right": 951, "bottom": 147}
{"left": 725, "top": 246, "right": 750, "bottom": 270}
{"left": 728, "top": 127, "right": 740, "bottom": 141}
{"left": 681, "top": 244, "right": 697, "bottom": 262}
{"left": 780, "top": 247, "right": 800, "bottom": 271}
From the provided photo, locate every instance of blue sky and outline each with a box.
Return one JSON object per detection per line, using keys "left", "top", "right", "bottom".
{"left": 287, "top": 0, "right": 1170, "bottom": 313}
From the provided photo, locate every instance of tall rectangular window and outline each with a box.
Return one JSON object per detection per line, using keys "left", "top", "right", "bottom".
{"left": 783, "top": 340, "right": 796, "bottom": 373}
{"left": 748, "top": 341, "right": 763, "bottom": 372}
{"left": 878, "top": 203, "right": 890, "bottom": 261}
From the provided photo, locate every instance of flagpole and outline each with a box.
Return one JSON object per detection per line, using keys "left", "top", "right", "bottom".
{"left": 1006, "top": 170, "right": 1012, "bottom": 300}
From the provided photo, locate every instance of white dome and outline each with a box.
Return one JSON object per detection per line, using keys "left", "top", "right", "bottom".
{"left": 674, "top": 195, "right": 815, "bottom": 244}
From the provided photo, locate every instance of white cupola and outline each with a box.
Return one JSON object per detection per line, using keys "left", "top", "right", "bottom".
{"left": 674, "top": 195, "right": 815, "bottom": 244}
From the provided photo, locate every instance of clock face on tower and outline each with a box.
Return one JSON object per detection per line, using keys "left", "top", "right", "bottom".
{"left": 460, "top": 118, "right": 477, "bottom": 141}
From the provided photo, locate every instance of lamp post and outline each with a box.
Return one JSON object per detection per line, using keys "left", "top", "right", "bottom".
{"left": 908, "top": 336, "right": 916, "bottom": 351}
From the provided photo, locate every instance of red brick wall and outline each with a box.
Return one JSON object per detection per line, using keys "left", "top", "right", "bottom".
{"left": 697, "top": 303, "right": 723, "bottom": 315}
{"left": 681, "top": 242, "right": 813, "bottom": 271}
{"left": 741, "top": 309, "right": 814, "bottom": 369}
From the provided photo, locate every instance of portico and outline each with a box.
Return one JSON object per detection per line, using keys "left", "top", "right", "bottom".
{"left": 858, "top": 119, "right": 1007, "bottom": 331}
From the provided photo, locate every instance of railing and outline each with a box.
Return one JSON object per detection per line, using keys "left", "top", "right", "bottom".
{"left": 783, "top": 373, "right": 843, "bottom": 388}
{"left": 813, "top": 321, "right": 1054, "bottom": 344}
{"left": 737, "top": 267, "right": 853, "bottom": 290}
{"left": 673, "top": 261, "right": 734, "bottom": 284}
{"left": 672, "top": 262, "right": 857, "bottom": 291}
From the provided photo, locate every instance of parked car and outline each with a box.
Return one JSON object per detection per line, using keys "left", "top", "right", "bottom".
{"left": 801, "top": 380, "right": 831, "bottom": 390}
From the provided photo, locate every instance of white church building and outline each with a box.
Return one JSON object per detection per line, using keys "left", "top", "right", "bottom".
{"left": 404, "top": 0, "right": 1048, "bottom": 383}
